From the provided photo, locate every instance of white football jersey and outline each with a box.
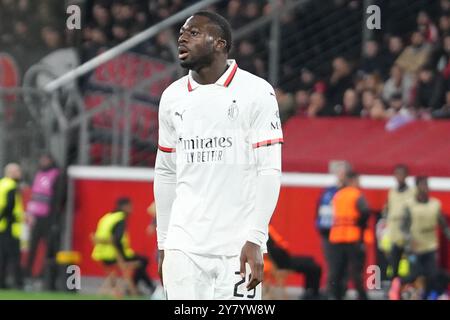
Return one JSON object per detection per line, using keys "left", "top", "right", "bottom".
{"left": 157, "top": 60, "right": 283, "bottom": 256}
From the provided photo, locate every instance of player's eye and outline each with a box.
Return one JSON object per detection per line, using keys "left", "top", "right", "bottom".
{"left": 191, "top": 31, "right": 199, "bottom": 36}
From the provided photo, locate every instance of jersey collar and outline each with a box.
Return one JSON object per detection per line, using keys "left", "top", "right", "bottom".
{"left": 187, "top": 59, "right": 238, "bottom": 92}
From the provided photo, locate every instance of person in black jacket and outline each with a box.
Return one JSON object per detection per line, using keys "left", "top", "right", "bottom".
{"left": 267, "top": 225, "right": 322, "bottom": 300}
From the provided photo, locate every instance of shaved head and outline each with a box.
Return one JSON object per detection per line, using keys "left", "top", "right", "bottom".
{"left": 4, "top": 163, "right": 22, "bottom": 180}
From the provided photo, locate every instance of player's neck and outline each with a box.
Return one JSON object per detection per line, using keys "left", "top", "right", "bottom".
{"left": 191, "top": 58, "right": 229, "bottom": 85}
{"left": 417, "top": 193, "right": 428, "bottom": 203}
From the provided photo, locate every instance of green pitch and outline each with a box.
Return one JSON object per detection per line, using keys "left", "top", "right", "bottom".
{"left": 0, "top": 290, "right": 148, "bottom": 300}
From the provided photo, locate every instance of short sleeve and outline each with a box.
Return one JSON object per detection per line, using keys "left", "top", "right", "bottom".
{"left": 250, "top": 83, "right": 284, "bottom": 148}
{"left": 158, "top": 92, "right": 177, "bottom": 152}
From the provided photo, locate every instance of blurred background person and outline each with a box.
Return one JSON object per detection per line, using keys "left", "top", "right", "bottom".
{"left": 333, "top": 88, "right": 362, "bottom": 116}
{"left": 430, "top": 34, "right": 450, "bottom": 74}
{"left": 293, "top": 89, "right": 310, "bottom": 117}
{"left": 359, "top": 40, "right": 385, "bottom": 76}
{"left": 383, "top": 165, "right": 415, "bottom": 286}
{"left": 438, "top": 13, "right": 450, "bottom": 37}
{"left": 91, "top": 197, "right": 156, "bottom": 296}
{"left": 306, "top": 92, "right": 328, "bottom": 117}
{"left": 267, "top": 225, "right": 322, "bottom": 300}
{"left": 235, "top": 39, "right": 265, "bottom": 78}
{"left": 390, "top": 176, "right": 450, "bottom": 300}
{"left": 274, "top": 87, "right": 296, "bottom": 123}
{"left": 382, "top": 64, "right": 413, "bottom": 104}
{"left": 385, "top": 93, "right": 415, "bottom": 131}
{"left": 432, "top": 89, "right": 450, "bottom": 118}
{"left": 24, "top": 153, "right": 65, "bottom": 290}
{"left": 395, "top": 31, "right": 432, "bottom": 76}
{"left": 414, "top": 64, "right": 445, "bottom": 114}
{"left": 360, "top": 89, "right": 376, "bottom": 118}
{"left": 386, "top": 92, "right": 412, "bottom": 117}
{"left": 417, "top": 10, "right": 439, "bottom": 44}
{"left": 326, "top": 56, "right": 353, "bottom": 113}
{"left": 315, "top": 161, "right": 350, "bottom": 298}
{"left": 369, "top": 98, "right": 387, "bottom": 120}
{"left": 328, "top": 171, "right": 370, "bottom": 300}
{"left": 361, "top": 73, "right": 384, "bottom": 96}
{"left": 0, "top": 163, "right": 24, "bottom": 289}
{"left": 381, "top": 36, "right": 405, "bottom": 79}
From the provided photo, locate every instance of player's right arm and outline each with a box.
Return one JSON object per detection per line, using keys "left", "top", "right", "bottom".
{"left": 154, "top": 91, "right": 177, "bottom": 284}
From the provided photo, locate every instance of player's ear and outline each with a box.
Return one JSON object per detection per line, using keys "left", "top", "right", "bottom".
{"left": 216, "top": 38, "right": 227, "bottom": 52}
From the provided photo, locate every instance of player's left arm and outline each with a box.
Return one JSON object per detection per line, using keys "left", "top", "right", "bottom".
{"left": 240, "top": 82, "right": 283, "bottom": 291}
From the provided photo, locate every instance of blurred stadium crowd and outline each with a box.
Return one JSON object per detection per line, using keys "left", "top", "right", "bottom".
{"left": 3, "top": 0, "right": 450, "bottom": 125}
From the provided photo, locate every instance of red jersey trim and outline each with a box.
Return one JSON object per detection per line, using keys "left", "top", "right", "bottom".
{"left": 158, "top": 145, "right": 176, "bottom": 153}
{"left": 252, "top": 138, "right": 284, "bottom": 148}
{"left": 223, "top": 63, "right": 238, "bottom": 87}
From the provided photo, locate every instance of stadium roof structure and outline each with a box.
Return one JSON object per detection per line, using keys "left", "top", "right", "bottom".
{"left": 282, "top": 118, "right": 450, "bottom": 177}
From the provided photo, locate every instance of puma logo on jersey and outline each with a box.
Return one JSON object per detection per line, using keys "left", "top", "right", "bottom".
{"left": 175, "top": 110, "right": 186, "bottom": 121}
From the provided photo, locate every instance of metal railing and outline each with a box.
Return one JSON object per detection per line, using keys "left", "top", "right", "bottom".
{"left": 0, "top": 87, "right": 49, "bottom": 179}
{"left": 44, "top": 0, "right": 223, "bottom": 92}
{"left": 20, "top": 0, "right": 308, "bottom": 170}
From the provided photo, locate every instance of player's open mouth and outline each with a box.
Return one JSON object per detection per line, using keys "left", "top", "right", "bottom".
{"left": 178, "top": 47, "right": 189, "bottom": 60}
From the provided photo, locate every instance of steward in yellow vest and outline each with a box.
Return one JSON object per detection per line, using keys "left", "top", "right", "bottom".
{"left": 91, "top": 197, "right": 156, "bottom": 295}
{"left": 328, "top": 171, "right": 370, "bottom": 300}
{"left": 91, "top": 210, "right": 135, "bottom": 263}
{"left": 0, "top": 163, "right": 24, "bottom": 289}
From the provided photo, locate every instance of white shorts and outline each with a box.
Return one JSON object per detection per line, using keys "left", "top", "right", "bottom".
{"left": 162, "top": 249, "right": 262, "bottom": 300}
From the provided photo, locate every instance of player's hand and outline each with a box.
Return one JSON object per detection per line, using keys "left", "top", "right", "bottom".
{"left": 158, "top": 250, "right": 165, "bottom": 285}
{"left": 240, "top": 241, "right": 263, "bottom": 291}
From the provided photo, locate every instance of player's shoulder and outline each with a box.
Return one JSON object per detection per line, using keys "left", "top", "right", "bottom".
{"left": 429, "top": 197, "right": 442, "bottom": 207}
{"left": 160, "top": 75, "right": 189, "bottom": 103}
{"left": 388, "top": 187, "right": 399, "bottom": 197}
{"left": 236, "top": 68, "right": 275, "bottom": 94}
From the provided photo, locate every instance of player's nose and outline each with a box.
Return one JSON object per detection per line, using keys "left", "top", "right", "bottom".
{"left": 178, "top": 34, "right": 188, "bottom": 46}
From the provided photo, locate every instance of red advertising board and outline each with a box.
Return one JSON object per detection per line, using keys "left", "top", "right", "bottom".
{"left": 69, "top": 167, "right": 450, "bottom": 286}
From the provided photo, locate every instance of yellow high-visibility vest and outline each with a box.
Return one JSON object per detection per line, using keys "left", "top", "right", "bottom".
{"left": 91, "top": 211, "right": 134, "bottom": 262}
{"left": 0, "top": 177, "right": 24, "bottom": 239}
